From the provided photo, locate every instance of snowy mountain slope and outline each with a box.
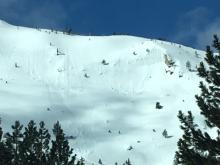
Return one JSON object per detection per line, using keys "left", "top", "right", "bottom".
{"left": 0, "top": 20, "right": 206, "bottom": 164}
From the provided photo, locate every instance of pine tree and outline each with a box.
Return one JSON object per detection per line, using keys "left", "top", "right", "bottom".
{"left": 175, "top": 111, "right": 206, "bottom": 164}
{"left": 0, "top": 125, "right": 3, "bottom": 141}
{"left": 125, "top": 159, "right": 132, "bottom": 165}
{"left": 35, "top": 121, "right": 51, "bottom": 165}
{"left": 175, "top": 35, "right": 220, "bottom": 164}
{"left": 49, "top": 121, "right": 75, "bottom": 165}
{"left": 98, "top": 158, "right": 103, "bottom": 164}
{"left": 0, "top": 122, "right": 13, "bottom": 165}
{"left": 0, "top": 120, "right": 84, "bottom": 165}
{"left": 5, "top": 121, "right": 23, "bottom": 165}
{"left": 20, "top": 120, "right": 39, "bottom": 164}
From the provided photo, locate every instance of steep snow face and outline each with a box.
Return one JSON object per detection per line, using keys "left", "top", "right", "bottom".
{"left": 0, "top": 21, "right": 206, "bottom": 164}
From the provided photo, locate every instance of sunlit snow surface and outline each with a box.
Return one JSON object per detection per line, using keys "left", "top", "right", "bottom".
{"left": 0, "top": 20, "right": 207, "bottom": 164}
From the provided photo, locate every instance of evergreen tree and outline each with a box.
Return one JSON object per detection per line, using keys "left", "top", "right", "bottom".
{"left": 20, "top": 120, "right": 39, "bottom": 164}
{"left": 125, "top": 159, "right": 132, "bottom": 165}
{"left": 175, "top": 35, "right": 220, "bottom": 165}
{"left": 49, "top": 121, "right": 75, "bottom": 165}
{"left": 35, "top": 121, "right": 51, "bottom": 165}
{"left": 0, "top": 125, "right": 3, "bottom": 141}
{"left": 0, "top": 140, "right": 11, "bottom": 165}
{"left": 0, "top": 122, "right": 13, "bottom": 165}
{"left": 98, "top": 158, "right": 103, "bottom": 164}
{"left": 121, "top": 159, "right": 132, "bottom": 165}
{"left": 0, "top": 120, "right": 85, "bottom": 165}
{"left": 0, "top": 120, "right": 127, "bottom": 165}
{"left": 5, "top": 121, "right": 23, "bottom": 165}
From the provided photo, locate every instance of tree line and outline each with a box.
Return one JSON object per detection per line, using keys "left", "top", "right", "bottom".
{"left": 0, "top": 120, "right": 85, "bottom": 165}
{"left": 0, "top": 120, "right": 131, "bottom": 165}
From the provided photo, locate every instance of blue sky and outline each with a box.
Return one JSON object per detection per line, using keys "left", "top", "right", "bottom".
{"left": 0, "top": 0, "right": 220, "bottom": 49}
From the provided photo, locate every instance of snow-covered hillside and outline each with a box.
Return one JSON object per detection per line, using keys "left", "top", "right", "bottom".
{"left": 0, "top": 20, "right": 206, "bottom": 165}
